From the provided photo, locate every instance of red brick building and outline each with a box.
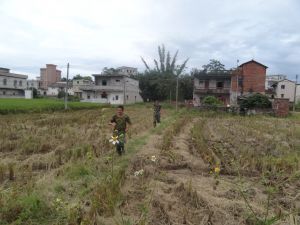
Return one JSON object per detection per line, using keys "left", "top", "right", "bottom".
{"left": 230, "top": 60, "right": 267, "bottom": 104}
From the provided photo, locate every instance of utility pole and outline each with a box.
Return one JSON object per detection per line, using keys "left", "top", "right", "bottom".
{"left": 176, "top": 75, "right": 179, "bottom": 111}
{"left": 64, "top": 63, "right": 69, "bottom": 110}
{"left": 236, "top": 59, "right": 239, "bottom": 105}
{"left": 123, "top": 76, "right": 126, "bottom": 105}
{"left": 293, "top": 74, "right": 298, "bottom": 111}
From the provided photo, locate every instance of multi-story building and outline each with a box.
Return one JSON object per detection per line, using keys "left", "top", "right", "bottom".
{"left": 79, "top": 69, "right": 143, "bottom": 104}
{"left": 193, "top": 60, "right": 268, "bottom": 106}
{"left": 73, "top": 79, "right": 94, "bottom": 99}
{"left": 231, "top": 60, "right": 267, "bottom": 104}
{"left": 273, "top": 79, "right": 297, "bottom": 103}
{"left": 193, "top": 70, "right": 232, "bottom": 106}
{"left": 40, "top": 64, "right": 61, "bottom": 90}
{"left": 0, "top": 67, "right": 28, "bottom": 98}
{"left": 26, "top": 79, "right": 40, "bottom": 90}
{"left": 116, "top": 66, "right": 138, "bottom": 76}
{"left": 265, "top": 74, "right": 287, "bottom": 90}
{"left": 46, "top": 82, "right": 73, "bottom": 97}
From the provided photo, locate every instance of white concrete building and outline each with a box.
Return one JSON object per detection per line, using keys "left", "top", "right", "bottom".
{"left": 46, "top": 82, "right": 74, "bottom": 97}
{"left": 73, "top": 79, "right": 94, "bottom": 99}
{"left": 265, "top": 75, "right": 287, "bottom": 90}
{"left": 117, "top": 66, "right": 138, "bottom": 76}
{"left": 80, "top": 72, "right": 143, "bottom": 105}
{"left": 0, "top": 67, "right": 28, "bottom": 98}
{"left": 27, "top": 79, "right": 40, "bottom": 90}
{"left": 273, "top": 79, "right": 297, "bottom": 103}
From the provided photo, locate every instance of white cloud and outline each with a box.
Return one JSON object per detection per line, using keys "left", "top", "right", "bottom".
{"left": 0, "top": 0, "right": 300, "bottom": 79}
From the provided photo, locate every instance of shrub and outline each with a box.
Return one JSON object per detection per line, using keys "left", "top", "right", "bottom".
{"left": 203, "top": 96, "right": 223, "bottom": 106}
{"left": 239, "top": 93, "right": 272, "bottom": 109}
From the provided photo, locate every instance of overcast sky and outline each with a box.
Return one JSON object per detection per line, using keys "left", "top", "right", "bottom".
{"left": 0, "top": 0, "right": 299, "bottom": 79}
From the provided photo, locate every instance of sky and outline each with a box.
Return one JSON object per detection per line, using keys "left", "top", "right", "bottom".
{"left": 0, "top": 0, "right": 300, "bottom": 79}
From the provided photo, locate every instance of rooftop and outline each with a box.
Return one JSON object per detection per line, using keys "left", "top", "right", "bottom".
{"left": 239, "top": 59, "right": 268, "bottom": 69}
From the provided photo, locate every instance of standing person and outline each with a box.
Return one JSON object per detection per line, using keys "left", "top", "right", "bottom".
{"left": 153, "top": 100, "right": 161, "bottom": 127}
{"left": 109, "top": 105, "right": 131, "bottom": 155}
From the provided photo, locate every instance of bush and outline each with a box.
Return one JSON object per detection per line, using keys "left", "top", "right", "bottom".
{"left": 57, "top": 90, "right": 66, "bottom": 99}
{"left": 239, "top": 93, "right": 272, "bottom": 109}
{"left": 203, "top": 96, "right": 223, "bottom": 106}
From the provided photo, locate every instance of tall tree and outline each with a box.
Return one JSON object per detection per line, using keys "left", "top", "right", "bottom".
{"left": 139, "top": 45, "right": 189, "bottom": 101}
{"left": 141, "top": 44, "right": 189, "bottom": 76}
{"left": 202, "top": 59, "right": 226, "bottom": 72}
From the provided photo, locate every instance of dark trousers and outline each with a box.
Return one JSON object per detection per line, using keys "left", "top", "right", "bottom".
{"left": 153, "top": 113, "right": 161, "bottom": 127}
{"left": 115, "top": 131, "right": 126, "bottom": 155}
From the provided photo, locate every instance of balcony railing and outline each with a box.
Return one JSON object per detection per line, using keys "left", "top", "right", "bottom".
{"left": 80, "top": 85, "right": 123, "bottom": 92}
{"left": 194, "top": 88, "right": 230, "bottom": 94}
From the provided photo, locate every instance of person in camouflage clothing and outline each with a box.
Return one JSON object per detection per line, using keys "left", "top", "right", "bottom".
{"left": 109, "top": 105, "right": 131, "bottom": 155}
{"left": 153, "top": 100, "right": 161, "bottom": 127}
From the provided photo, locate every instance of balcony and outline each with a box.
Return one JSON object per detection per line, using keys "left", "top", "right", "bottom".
{"left": 194, "top": 88, "right": 230, "bottom": 94}
{"left": 80, "top": 85, "right": 123, "bottom": 92}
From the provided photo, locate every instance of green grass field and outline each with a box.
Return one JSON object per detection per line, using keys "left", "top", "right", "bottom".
{"left": 0, "top": 98, "right": 105, "bottom": 114}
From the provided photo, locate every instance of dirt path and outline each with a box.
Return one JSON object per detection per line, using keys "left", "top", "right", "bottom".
{"left": 102, "top": 119, "right": 272, "bottom": 225}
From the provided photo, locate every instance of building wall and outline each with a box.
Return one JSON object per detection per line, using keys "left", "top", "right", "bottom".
{"left": 0, "top": 75, "right": 26, "bottom": 90}
{"left": 27, "top": 79, "right": 40, "bottom": 90}
{"left": 193, "top": 77, "right": 231, "bottom": 106}
{"left": 232, "top": 62, "right": 266, "bottom": 94}
{"left": 0, "top": 69, "right": 27, "bottom": 98}
{"left": 297, "top": 85, "right": 300, "bottom": 103}
{"left": 81, "top": 75, "right": 143, "bottom": 105}
{"left": 40, "top": 64, "right": 61, "bottom": 89}
{"left": 46, "top": 86, "right": 74, "bottom": 96}
{"left": 0, "top": 89, "right": 25, "bottom": 98}
{"left": 275, "top": 80, "right": 296, "bottom": 102}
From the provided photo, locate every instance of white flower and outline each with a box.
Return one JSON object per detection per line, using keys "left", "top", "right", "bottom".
{"left": 151, "top": 155, "right": 157, "bottom": 162}
{"left": 109, "top": 135, "right": 119, "bottom": 145}
{"left": 134, "top": 169, "right": 144, "bottom": 177}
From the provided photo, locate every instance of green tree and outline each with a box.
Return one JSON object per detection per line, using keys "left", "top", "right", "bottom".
{"left": 73, "top": 74, "right": 92, "bottom": 81}
{"left": 203, "top": 96, "right": 223, "bottom": 106}
{"left": 202, "top": 59, "right": 226, "bottom": 72}
{"left": 139, "top": 44, "right": 189, "bottom": 101}
{"left": 29, "top": 87, "right": 38, "bottom": 98}
{"left": 141, "top": 44, "right": 189, "bottom": 76}
{"left": 240, "top": 93, "right": 272, "bottom": 109}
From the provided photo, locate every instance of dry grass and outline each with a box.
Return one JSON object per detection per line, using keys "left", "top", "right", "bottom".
{"left": 0, "top": 104, "right": 171, "bottom": 224}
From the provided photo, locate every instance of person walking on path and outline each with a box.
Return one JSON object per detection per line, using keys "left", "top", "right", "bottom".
{"left": 109, "top": 105, "right": 131, "bottom": 155}
{"left": 153, "top": 100, "right": 161, "bottom": 127}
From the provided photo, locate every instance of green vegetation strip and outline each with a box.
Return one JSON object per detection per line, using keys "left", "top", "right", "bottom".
{"left": 0, "top": 98, "right": 105, "bottom": 114}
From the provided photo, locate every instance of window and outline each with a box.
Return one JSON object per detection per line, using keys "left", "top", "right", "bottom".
{"left": 19, "top": 81, "right": 22, "bottom": 86}
{"left": 3, "top": 91, "right": 6, "bottom": 95}
{"left": 216, "top": 81, "right": 224, "bottom": 89}
{"left": 199, "top": 80, "right": 204, "bottom": 85}
{"left": 13, "top": 92, "right": 15, "bottom": 95}
{"left": 102, "top": 80, "right": 107, "bottom": 86}
{"left": 281, "top": 94, "right": 284, "bottom": 98}
{"left": 126, "top": 95, "right": 129, "bottom": 100}
{"left": 281, "top": 85, "right": 285, "bottom": 89}
{"left": 115, "top": 95, "right": 119, "bottom": 100}
{"left": 87, "top": 95, "right": 90, "bottom": 99}
{"left": 101, "top": 92, "right": 107, "bottom": 99}
{"left": 14, "top": 80, "right": 17, "bottom": 87}
{"left": 116, "top": 79, "right": 120, "bottom": 82}
{"left": 3, "top": 79, "right": 7, "bottom": 85}
{"left": 77, "top": 81, "right": 79, "bottom": 84}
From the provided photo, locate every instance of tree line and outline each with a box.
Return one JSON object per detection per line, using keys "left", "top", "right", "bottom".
{"left": 136, "top": 45, "right": 227, "bottom": 102}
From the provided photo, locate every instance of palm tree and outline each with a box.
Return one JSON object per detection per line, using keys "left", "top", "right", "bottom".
{"left": 141, "top": 45, "right": 189, "bottom": 110}
{"left": 141, "top": 44, "right": 189, "bottom": 76}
